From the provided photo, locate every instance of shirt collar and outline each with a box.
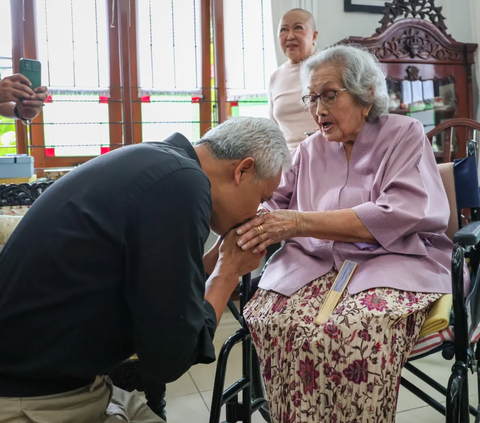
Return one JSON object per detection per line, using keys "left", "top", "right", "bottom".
{"left": 163, "top": 132, "right": 201, "bottom": 168}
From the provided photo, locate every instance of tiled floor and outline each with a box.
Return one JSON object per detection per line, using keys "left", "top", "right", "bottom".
{"left": 142, "top": 307, "right": 479, "bottom": 423}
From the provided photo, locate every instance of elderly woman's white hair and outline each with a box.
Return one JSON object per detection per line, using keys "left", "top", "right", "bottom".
{"left": 301, "top": 44, "right": 389, "bottom": 121}
{"left": 197, "top": 116, "right": 291, "bottom": 180}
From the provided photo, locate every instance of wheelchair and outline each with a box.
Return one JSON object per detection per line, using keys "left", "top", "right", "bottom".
{"left": 208, "top": 139, "right": 480, "bottom": 423}
{"left": 209, "top": 274, "right": 270, "bottom": 423}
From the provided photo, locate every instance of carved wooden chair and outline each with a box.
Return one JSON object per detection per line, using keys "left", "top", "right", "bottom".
{"left": 426, "top": 118, "right": 480, "bottom": 163}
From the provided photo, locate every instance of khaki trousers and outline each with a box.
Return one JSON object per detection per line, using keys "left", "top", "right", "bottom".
{"left": 0, "top": 376, "right": 165, "bottom": 423}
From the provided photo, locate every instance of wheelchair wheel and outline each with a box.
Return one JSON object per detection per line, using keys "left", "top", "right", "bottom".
{"left": 251, "top": 344, "right": 271, "bottom": 423}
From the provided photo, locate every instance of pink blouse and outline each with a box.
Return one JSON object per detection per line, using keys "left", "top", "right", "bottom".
{"left": 260, "top": 114, "right": 453, "bottom": 296}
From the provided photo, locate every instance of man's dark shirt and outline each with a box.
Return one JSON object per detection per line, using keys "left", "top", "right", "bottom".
{"left": 0, "top": 134, "right": 217, "bottom": 396}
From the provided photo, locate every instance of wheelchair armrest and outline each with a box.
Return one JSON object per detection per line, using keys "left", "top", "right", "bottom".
{"left": 453, "top": 221, "right": 480, "bottom": 247}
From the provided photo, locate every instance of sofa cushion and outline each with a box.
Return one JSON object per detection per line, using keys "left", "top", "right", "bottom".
{"left": 0, "top": 206, "right": 30, "bottom": 217}
{"left": 0, "top": 216, "right": 23, "bottom": 252}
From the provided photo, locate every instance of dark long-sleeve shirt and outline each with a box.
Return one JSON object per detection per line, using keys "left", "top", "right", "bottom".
{"left": 0, "top": 134, "right": 216, "bottom": 397}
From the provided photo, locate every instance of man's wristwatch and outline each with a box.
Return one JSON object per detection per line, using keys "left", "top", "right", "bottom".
{"left": 13, "top": 105, "right": 32, "bottom": 126}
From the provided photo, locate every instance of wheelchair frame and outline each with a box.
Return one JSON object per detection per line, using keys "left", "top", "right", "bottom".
{"left": 209, "top": 273, "right": 270, "bottom": 423}
{"left": 399, "top": 225, "right": 480, "bottom": 423}
{"left": 210, "top": 236, "right": 480, "bottom": 423}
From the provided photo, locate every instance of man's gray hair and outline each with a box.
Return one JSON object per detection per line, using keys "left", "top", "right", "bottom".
{"left": 301, "top": 44, "right": 389, "bottom": 121}
{"left": 197, "top": 117, "right": 291, "bottom": 180}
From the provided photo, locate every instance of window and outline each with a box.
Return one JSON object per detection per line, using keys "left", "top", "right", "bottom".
{"left": 34, "top": 0, "right": 111, "bottom": 158}
{"left": 135, "top": 0, "right": 203, "bottom": 142}
{"left": 223, "top": 0, "right": 276, "bottom": 119}
{"left": 0, "top": 0, "right": 15, "bottom": 156}
{"left": 229, "top": 96, "right": 269, "bottom": 119}
{"left": 5, "top": 0, "right": 276, "bottom": 171}
{"left": 140, "top": 95, "right": 201, "bottom": 142}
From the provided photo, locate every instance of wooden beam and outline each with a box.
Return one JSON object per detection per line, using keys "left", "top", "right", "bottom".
{"left": 108, "top": 0, "right": 124, "bottom": 151}
{"left": 118, "top": 0, "right": 134, "bottom": 145}
{"left": 129, "top": 0, "right": 142, "bottom": 144}
{"left": 200, "top": 0, "right": 212, "bottom": 136}
{"left": 212, "top": 0, "right": 227, "bottom": 124}
{"left": 10, "top": 0, "right": 28, "bottom": 156}
{"left": 23, "top": 0, "right": 46, "bottom": 171}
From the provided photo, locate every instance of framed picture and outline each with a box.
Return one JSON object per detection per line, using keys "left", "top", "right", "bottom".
{"left": 344, "top": 0, "right": 386, "bottom": 13}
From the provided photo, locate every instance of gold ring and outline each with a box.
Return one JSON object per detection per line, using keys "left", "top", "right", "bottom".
{"left": 257, "top": 225, "right": 264, "bottom": 235}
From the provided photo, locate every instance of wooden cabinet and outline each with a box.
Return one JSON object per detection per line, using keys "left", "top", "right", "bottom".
{"left": 340, "top": 0, "right": 478, "bottom": 160}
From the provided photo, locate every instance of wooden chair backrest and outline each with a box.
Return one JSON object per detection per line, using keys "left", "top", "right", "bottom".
{"left": 426, "top": 118, "right": 480, "bottom": 162}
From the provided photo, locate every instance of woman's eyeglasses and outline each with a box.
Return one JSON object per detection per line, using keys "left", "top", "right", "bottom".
{"left": 302, "top": 88, "right": 348, "bottom": 108}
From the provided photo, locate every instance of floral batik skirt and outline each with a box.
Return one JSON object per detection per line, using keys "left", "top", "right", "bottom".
{"left": 244, "top": 269, "right": 441, "bottom": 423}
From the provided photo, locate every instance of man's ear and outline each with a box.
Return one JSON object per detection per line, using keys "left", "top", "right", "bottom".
{"left": 233, "top": 157, "right": 255, "bottom": 185}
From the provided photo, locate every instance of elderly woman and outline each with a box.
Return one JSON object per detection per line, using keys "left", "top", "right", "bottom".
{"left": 269, "top": 8, "right": 319, "bottom": 150}
{"left": 236, "top": 45, "right": 451, "bottom": 422}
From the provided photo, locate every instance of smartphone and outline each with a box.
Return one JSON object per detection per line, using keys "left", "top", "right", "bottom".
{"left": 19, "top": 58, "right": 42, "bottom": 90}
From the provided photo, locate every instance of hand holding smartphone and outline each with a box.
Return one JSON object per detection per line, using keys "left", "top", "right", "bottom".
{"left": 12, "top": 58, "right": 47, "bottom": 121}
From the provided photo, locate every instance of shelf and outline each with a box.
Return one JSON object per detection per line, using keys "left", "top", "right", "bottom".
{"left": 389, "top": 108, "right": 455, "bottom": 116}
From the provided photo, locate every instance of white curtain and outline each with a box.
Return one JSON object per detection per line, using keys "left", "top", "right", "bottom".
{"left": 270, "top": 0, "right": 314, "bottom": 66}
{"left": 470, "top": 0, "right": 480, "bottom": 120}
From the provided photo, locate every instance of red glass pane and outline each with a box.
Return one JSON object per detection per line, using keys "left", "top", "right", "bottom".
{"left": 99, "top": 96, "right": 109, "bottom": 104}
{"left": 45, "top": 95, "right": 53, "bottom": 103}
{"left": 141, "top": 96, "right": 151, "bottom": 103}
{"left": 45, "top": 148, "right": 55, "bottom": 157}
{"left": 100, "top": 147, "right": 111, "bottom": 155}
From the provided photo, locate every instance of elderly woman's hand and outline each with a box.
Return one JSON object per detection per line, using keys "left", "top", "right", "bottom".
{"left": 236, "top": 210, "right": 302, "bottom": 253}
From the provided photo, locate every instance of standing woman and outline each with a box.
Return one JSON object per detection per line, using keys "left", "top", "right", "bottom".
{"left": 269, "top": 8, "right": 319, "bottom": 150}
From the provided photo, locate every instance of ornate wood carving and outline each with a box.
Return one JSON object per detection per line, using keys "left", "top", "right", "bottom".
{"left": 405, "top": 65, "right": 420, "bottom": 81}
{"left": 0, "top": 182, "right": 54, "bottom": 207}
{"left": 376, "top": 0, "right": 448, "bottom": 35}
{"left": 341, "top": 17, "right": 477, "bottom": 66}
{"left": 371, "top": 27, "right": 460, "bottom": 61}
{"left": 339, "top": 0, "right": 476, "bottom": 64}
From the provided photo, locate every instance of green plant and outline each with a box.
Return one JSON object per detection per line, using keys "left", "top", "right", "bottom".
{"left": 0, "top": 116, "right": 17, "bottom": 156}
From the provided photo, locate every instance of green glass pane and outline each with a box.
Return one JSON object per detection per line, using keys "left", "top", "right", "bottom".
{"left": 0, "top": 117, "right": 16, "bottom": 156}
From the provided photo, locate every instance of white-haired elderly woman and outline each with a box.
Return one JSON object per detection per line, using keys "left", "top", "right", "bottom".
{"left": 235, "top": 45, "right": 451, "bottom": 422}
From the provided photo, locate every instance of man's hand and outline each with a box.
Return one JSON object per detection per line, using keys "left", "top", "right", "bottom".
{"left": 0, "top": 74, "right": 37, "bottom": 104}
{"left": 216, "top": 229, "right": 264, "bottom": 279}
{"left": 16, "top": 86, "right": 48, "bottom": 120}
{"left": 204, "top": 229, "right": 264, "bottom": 325}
